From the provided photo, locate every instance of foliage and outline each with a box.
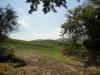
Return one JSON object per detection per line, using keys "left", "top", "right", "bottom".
{"left": 61, "top": 0, "right": 100, "bottom": 65}
{"left": 0, "top": 46, "right": 26, "bottom": 68}
{"left": 3, "top": 39, "right": 78, "bottom": 63}
{"left": 0, "top": 47, "right": 14, "bottom": 62}
{"left": 61, "top": 5, "right": 93, "bottom": 41}
{"left": 0, "top": 5, "right": 18, "bottom": 44}
{"left": 61, "top": 1, "right": 100, "bottom": 45}
{"left": 89, "top": 0, "right": 100, "bottom": 4}
{"left": 0, "top": 5, "right": 21, "bottom": 67}
{"left": 26, "top": 0, "right": 81, "bottom": 14}
{"left": 26, "top": 0, "right": 67, "bottom": 14}
{"left": 26, "top": 0, "right": 100, "bottom": 14}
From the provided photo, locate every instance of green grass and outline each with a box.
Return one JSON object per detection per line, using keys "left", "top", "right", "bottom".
{"left": 4, "top": 39, "right": 63, "bottom": 50}
{"left": 2, "top": 39, "right": 82, "bottom": 65}
{"left": 1, "top": 39, "right": 100, "bottom": 75}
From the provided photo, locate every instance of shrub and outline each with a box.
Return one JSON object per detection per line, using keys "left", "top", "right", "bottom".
{"left": 0, "top": 47, "right": 26, "bottom": 67}
{"left": 0, "top": 47, "right": 14, "bottom": 62}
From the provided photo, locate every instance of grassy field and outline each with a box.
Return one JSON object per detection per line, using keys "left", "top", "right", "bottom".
{"left": 1, "top": 39, "right": 100, "bottom": 75}
{"left": 3, "top": 39, "right": 80, "bottom": 63}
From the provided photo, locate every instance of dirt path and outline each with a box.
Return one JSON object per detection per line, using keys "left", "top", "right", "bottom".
{"left": 13, "top": 54, "right": 94, "bottom": 75}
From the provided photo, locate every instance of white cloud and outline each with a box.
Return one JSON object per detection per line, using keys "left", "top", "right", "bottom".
{"left": 17, "top": 15, "right": 35, "bottom": 32}
{"left": 30, "top": 27, "right": 62, "bottom": 40}
{"left": 10, "top": 8, "right": 64, "bottom": 41}
{"left": 18, "top": 18, "right": 29, "bottom": 28}
{"left": 16, "top": 8, "right": 24, "bottom": 14}
{"left": 11, "top": 32, "right": 61, "bottom": 41}
{"left": 16, "top": 8, "right": 33, "bottom": 31}
{"left": 32, "top": 32, "right": 60, "bottom": 39}
{"left": 10, "top": 26, "right": 62, "bottom": 41}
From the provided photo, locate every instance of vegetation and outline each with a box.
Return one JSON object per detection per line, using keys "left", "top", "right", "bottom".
{"left": 3, "top": 39, "right": 70, "bottom": 62}
{"left": 26, "top": 0, "right": 67, "bottom": 14}
{"left": 26, "top": 0, "right": 100, "bottom": 14}
{"left": 0, "top": 5, "right": 18, "bottom": 44}
{"left": 0, "top": 39, "right": 82, "bottom": 75}
{"left": 0, "top": 5, "right": 26, "bottom": 68}
{"left": 0, "top": 0, "right": 100, "bottom": 75}
{"left": 61, "top": 0, "right": 100, "bottom": 65}
{"left": 26, "top": 0, "right": 81, "bottom": 14}
{"left": 0, "top": 39, "right": 100, "bottom": 75}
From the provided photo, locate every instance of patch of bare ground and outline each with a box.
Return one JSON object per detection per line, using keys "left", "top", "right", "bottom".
{"left": 12, "top": 54, "right": 99, "bottom": 75}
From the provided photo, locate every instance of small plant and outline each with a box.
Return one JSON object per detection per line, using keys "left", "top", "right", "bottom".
{"left": 0, "top": 46, "right": 26, "bottom": 67}
{"left": 0, "top": 47, "right": 14, "bottom": 62}
{"left": 10, "top": 56, "right": 26, "bottom": 68}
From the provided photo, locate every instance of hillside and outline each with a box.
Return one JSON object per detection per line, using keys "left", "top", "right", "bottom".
{"left": 0, "top": 39, "right": 99, "bottom": 75}
{"left": 2, "top": 39, "right": 82, "bottom": 64}
{"left": 4, "top": 39, "right": 63, "bottom": 51}
{"left": 3, "top": 39, "right": 68, "bottom": 62}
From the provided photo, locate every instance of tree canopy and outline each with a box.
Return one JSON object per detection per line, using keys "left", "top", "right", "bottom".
{"left": 61, "top": 0, "right": 100, "bottom": 64}
{"left": 26, "top": 0, "right": 81, "bottom": 14}
{"left": 0, "top": 5, "right": 18, "bottom": 43}
{"left": 61, "top": 0, "right": 100, "bottom": 41}
{"left": 25, "top": 0, "right": 100, "bottom": 14}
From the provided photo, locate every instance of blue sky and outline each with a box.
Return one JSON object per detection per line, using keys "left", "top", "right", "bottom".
{"left": 0, "top": 0, "right": 85, "bottom": 41}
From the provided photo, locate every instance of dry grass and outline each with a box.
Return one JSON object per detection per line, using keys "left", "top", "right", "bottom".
{"left": 1, "top": 39, "right": 100, "bottom": 75}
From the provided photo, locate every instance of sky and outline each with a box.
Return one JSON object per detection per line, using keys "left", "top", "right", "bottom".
{"left": 0, "top": 0, "right": 85, "bottom": 41}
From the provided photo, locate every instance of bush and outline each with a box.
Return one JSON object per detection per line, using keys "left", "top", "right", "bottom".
{"left": 61, "top": 47, "right": 89, "bottom": 62}
{"left": 0, "top": 47, "right": 14, "bottom": 62}
{"left": 0, "top": 47, "right": 26, "bottom": 67}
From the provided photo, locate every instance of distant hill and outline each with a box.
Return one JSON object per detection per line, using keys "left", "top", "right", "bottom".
{"left": 3, "top": 39, "right": 64, "bottom": 51}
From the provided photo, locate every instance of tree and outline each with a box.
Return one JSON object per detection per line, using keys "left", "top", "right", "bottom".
{"left": 89, "top": 0, "right": 100, "bottom": 4}
{"left": 0, "top": 5, "right": 18, "bottom": 44}
{"left": 26, "top": 0, "right": 81, "bottom": 14}
{"left": 25, "top": 0, "right": 100, "bottom": 14}
{"left": 82, "top": 6, "right": 100, "bottom": 65}
{"left": 61, "top": 1, "right": 100, "bottom": 65}
{"left": 26, "top": 0, "right": 100, "bottom": 14}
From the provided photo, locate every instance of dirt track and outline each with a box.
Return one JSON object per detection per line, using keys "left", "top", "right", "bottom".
{"left": 13, "top": 54, "right": 95, "bottom": 75}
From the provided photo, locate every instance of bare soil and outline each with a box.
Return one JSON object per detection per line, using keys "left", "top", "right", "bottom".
{"left": 12, "top": 54, "right": 100, "bottom": 75}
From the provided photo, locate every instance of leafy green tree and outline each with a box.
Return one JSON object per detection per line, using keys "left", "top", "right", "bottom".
{"left": 0, "top": 5, "right": 19, "bottom": 62}
{"left": 26, "top": 0, "right": 81, "bottom": 14}
{"left": 61, "top": 1, "right": 100, "bottom": 65}
{"left": 89, "top": 0, "right": 100, "bottom": 4}
{"left": 26, "top": 0, "right": 100, "bottom": 14}
{"left": 26, "top": 0, "right": 67, "bottom": 14}
{"left": 0, "top": 5, "right": 18, "bottom": 44}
